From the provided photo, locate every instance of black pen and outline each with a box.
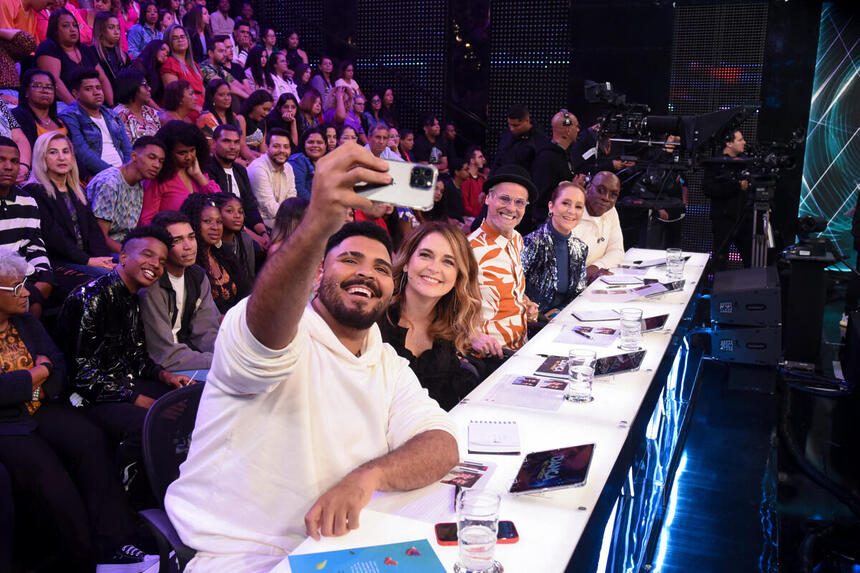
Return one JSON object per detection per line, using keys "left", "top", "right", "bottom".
{"left": 574, "top": 329, "right": 593, "bottom": 340}
{"left": 453, "top": 484, "right": 461, "bottom": 512}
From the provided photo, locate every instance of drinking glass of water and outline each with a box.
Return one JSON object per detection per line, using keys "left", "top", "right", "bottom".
{"left": 565, "top": 349, "right": 597, "bottom": 403}
{"left": 454, "top": 490, "right": 502, "bottom": 573}
{"left": 619, "top": 308, "right": 643, "bottom": 351}
{"left": 666, "top": 248, "right": 684, "bottom": 280}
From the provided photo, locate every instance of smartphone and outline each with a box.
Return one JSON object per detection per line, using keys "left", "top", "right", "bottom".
{"left": 642, "top": 314, "right": 669, "bottom": 332}
{"left": 593, "top": 350, "right": 647, "bottom": 376}
{"left": 434, "top": 520, "right": 519, "bottom": 545}
{"left": 354, "top": 160, "right": 438, "bottom": 211}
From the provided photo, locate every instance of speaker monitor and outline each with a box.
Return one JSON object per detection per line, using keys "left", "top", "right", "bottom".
{"left": 711, "top": 267, "right": 781, "bottom": 326}
{"left": 711, "top": 325, "right": 782, "bottom": 366}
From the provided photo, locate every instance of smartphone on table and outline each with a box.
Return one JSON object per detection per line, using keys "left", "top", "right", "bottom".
{"left": 434, "top": 520, "right": 519, "bottom": 545}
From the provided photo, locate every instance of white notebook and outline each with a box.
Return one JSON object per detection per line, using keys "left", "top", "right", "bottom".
{"left": 467, "top": 420, "right": 521, "bottom": 455}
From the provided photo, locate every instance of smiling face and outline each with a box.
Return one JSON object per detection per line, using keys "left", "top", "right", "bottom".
{"left": 267, "top": 135, "right": 291, "bottom": 165}
{"left": 213, "top": 83, "right": 232, "bottom": 111}
{"left": 485, "top": 182, "right": 528, "bottom": 238}
{"left": 304, "top": 132, "right": 326, "bottom": 161}
{"left": 548, "top": 185, "right": 586, "bottom": 235}
{"left": 165, "top": 221, "right": 197, "bottom": 270}
{"left": 315, "top": 235, "right": 394, "bottom": 331}
{"left": 45, "top": 137, "right": 74, "bottom": 178}
{"left": 403, "top": 232, "right": 458, "bottom": 303}
{"left": 119, "top": 236, "right": 167, "bottom": 291}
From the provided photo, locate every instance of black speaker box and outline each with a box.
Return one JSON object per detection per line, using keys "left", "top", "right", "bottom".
{"left": 711, "top": 325, "right": 782, "bottom": 366}
{"left": 711, "top": 267, "right": 781, "bottom": 327}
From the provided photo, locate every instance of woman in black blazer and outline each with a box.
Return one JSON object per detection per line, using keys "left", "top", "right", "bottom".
{"left": 23, "top": 132, "right": 115, "bottom": 295}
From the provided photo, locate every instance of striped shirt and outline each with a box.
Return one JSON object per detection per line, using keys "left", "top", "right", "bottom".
{"left": 0, "top": 187, "right": 53, "bottom": 283}
{"left": 468, "top": 222, "right": 528, "bottom": 350}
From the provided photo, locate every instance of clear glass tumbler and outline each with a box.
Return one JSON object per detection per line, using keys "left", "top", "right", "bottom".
{"left": 565, "top": 349, "right": 597, "bottom": 403}
{"left": 666, "top": 248, "right": 684, "bottom": 280}
{"left": 619, "top": 308, "right": 644, "bottom": 351}
{"left": 453, "top": 490, "right": 502, "bottom": 573}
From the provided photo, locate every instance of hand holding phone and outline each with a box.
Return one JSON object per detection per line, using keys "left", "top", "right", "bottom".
{"left": 354, "top": 160, "right": 438, "bottom": 210}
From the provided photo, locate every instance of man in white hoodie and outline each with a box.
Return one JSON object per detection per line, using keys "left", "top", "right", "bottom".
{"left": 165, "top": 144, "right": 459, "bottom": 571}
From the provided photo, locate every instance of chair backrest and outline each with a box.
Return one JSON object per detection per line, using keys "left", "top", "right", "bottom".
{"left": 142, "top": 383, "right": 204, "bottom": 505}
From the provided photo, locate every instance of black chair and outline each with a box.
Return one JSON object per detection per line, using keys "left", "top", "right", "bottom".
{"left": 140, "top": 384, "right": 203, "bottom": 572}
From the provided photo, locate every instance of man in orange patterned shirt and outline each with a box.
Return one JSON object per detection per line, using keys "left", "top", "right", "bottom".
{"left": 468, "top": 165, "right": 539, "bottom": 353}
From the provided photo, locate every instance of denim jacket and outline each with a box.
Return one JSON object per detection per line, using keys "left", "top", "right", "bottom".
{"left": 60, "top": 102, "right": 132, "bottom": 181}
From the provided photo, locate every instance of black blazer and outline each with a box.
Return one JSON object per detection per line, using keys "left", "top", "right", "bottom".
{"left": 206, "top": 159, "right": 265, "bottom": 230}
{"left": 23, "top": 182, "right": 110, "bottom": 266}
{"left": 0, "top": 313, "right": 66, "bottom": 436}
{"left": 10, "top": 104, "right": 67, "bottom": 149}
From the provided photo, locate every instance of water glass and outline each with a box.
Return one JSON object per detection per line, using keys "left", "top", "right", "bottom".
{"left": 454, "top": 490, "right": 502, "bottom": 573}
{"left": 619, "top": 308, "right": 643, "bottom": 351}
{"left": 666, "top": 248, "right": 685, "bottom": 280}
{"left": 565, "top": 349, "right": 597, "bottom": 403}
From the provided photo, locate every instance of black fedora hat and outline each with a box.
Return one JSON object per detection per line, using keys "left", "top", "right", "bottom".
{"left": 482, "top": 164, "right": 538, "bottom": 200}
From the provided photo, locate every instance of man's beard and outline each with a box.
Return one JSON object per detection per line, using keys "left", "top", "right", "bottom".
{"left": 317, "top": 274, "right": 388, "bottom": 330}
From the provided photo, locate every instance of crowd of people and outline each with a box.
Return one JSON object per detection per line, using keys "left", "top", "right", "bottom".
{"left": 0, "top": 1, "right": 640, "bottom": 570}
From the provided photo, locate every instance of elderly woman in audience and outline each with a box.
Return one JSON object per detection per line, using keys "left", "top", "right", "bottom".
{"left": 264, "top": 92, "right": 300, "bottom": 148}
{"left": 522, "top": 181, "right": 589, "bottom": 319}
{"left": 242, "top": 45, "right": 273, "bottom": 94}
{"left": 0, "top": 249, "right": 152, "bottom": 569}
{"left": 91, "top": 9, "right": 130, "bottom": 94}
{"left": 139, "top": 120, "right": 219, "bottom": 223}
{"left": 267, "top": 196, "right": 308, "bottom": 255}
{"left": 132, "top": 38, "right": 169, "bottom": 104}
{"left": 180, "top": 192, "right": 250, "bottom": 315}
{"left": 298, "top": 89, "right": 322, "bottom": 134}
{"left": 212, "top": 191, "right": 255, "bottom": 282}
{"left": 11, "top": 69, "right": 68, "bottom": 150}
{"left": 287, "top": 126, "right": 326, "bottom": 201}
{"left": 240, "top": 88, "right": 273, "bottom": 158}
{"left": 24, "top": 132, "right": 115, "bottom": 286}
{"left": 182, "top": 4, "right": 210, "bottom": 63}
{"left": 334, "top": 59, "right": 362, "bottom": 98}
{"left": 158, "top": 79, "right": 196, "bottom": 124}
{"left": 196, "top": 78, "right": 247, "bottom": 154}
{"left": 113, "top": 68, "right": 161, "bottom": 143}
{"left": 127, "top": 1, "right": 161, "bottom": 59}
{"left": 323, "top": 85, "right": 366, "bottom": 144}
{"left": 160, "top": 24, "right": 203, "bottom": 111}
{"left": 36, "top": 8, "right": 114, "bottom": 106}
{"left": 377, "top": 222, "right": 484, "bottom": 410}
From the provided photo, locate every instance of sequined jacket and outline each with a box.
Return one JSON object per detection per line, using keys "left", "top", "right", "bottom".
{"left": 522, "top": 222, "right": 589, "bottom": 314}
{"left": 58, "top": 270, "right": 162, "bottom": 404}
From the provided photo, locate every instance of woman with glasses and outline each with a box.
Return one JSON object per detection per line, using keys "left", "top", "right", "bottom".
{"left": 522, "top": 181, "right": 589, "bottom": 319}
{"left": 11, "top": 69, "right": 68, "bottom": 150}
{"left": 113, "top": 68, "right": 161, "bottom": 144}
{"left": 259, "top": 27, "right": 278, "bottom": 60}
{"left": 160, "top": 23, "right": 204, "bottom": 112}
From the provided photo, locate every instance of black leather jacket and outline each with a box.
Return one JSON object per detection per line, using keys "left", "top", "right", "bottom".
{"left": 58, "top": 270, "right": 162, "bottom": 404}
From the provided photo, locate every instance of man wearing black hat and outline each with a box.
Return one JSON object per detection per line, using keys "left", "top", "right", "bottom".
{"left": 468, "top": 164, "right": 540, "bottom": 356}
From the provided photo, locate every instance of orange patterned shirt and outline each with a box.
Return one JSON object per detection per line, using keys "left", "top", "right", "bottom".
{"left": 469, "top": 222, "right": 528, "bottom": 350}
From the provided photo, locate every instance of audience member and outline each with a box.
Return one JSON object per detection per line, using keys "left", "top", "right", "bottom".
{"left": 468, "top": 164, "right": 540, "bottom": 353}
{"left": 0, "top": 248, "right": 155, "bottom": 569}
{"left": 220, "top": 34, "right": 244, "bottom": 86}
{"left": 205, "top": 124, "right": 267, "bottom": 244}
{"left": 113, "top": 68, "right": 162, "bottom": 143}
{"left": 57, "top": 225, "right": 191, "bottom": 447}
{"left": 330, "top": 123, "right": 349, "bottom": 149}
{"left": 209, "top": 0, "right": 233, "bottom": 37}
{"left": 115, "top": 0, "right": 142, "bottom": 54}
{"left": 294, "top": 63, "right": 312, "bottom": 99}
{"left": 196, "top": 78, "right": 247, "bottom": 151}
{"left": 522, "top": 181, "right": 588, "bottom": 318}
{"left": 352, "top": 94, "right": 370, "bottom": 135}
{"left": 91, "top": 10, "right": 130, "bottom": 94}
{"left": 179, "top": 192, "right": 250, "bottom": 314}
{"left": 87, "top": 135, "right": 166, "bottom": 252}
{"left": 11, "top": 70, "right": 68, "bottom": 151}
{"left": 442, "top": 120, "right": 459, "bottom": 159}
{"left": 531, "top": 109, "right": 580, "bottom": 222}
{"left": 0, "top": 29, "right": 37, "bottom": 106}
{"left": 141, "top": 209, "right": 219, "bottom": 371}
{"left": 365, "top": 123, "right": 401, "bottom": 160}
{"left": 36, "top": 8, "right": 114, "bottom": 106}
{"left": 310, "top": 54, "right": 334, "bottom": 103}
{"left": 571, "top": 171, "right": 624, "bottom": 281}
{"left": 323, "top": 85, "right": 366, "bottom": 144}
{"left": 379, "top": 87, "right": 398, "bottom": 129}
{"left": 259, "top": 26, "right": 277, "bottom": 59}
{"left": 158, "top": 78, "right": 196, "bottom": 123}
{"left": 0, "top": 100, "right": 33, "bottom": 185}
{"left": 267, "top": 195, "right": 308, "bottom": 254}
{"left": 268, "top": 51, "right": 299, "bottom": 102}
{"left": 131, "top": 38, "right": 169, "bottom": 105}
{"left": 212, "top": 191, "right": 256, "bottom": 281}
{"left": 127, "top": 1, "right": 162, "bottom": 59}
{"left": 288, "top": 126, "right": 326, "bottom": 200}
{"left": 182, "top": 5, "right": 210, "bottom": 63}
{"left": 139, "top": 120, "right": 219, "bottom": 223}
{"left": 387, "top": 126, "right": 403, "bottom": 159}
{"left": 160, "top": 24, "right": 204, "bottom": 110}
{"left": 283, "top": 30, "right": 308, "bottom": 70}
{"left": 60, "top": 68, "right": 131, "bottom": 180}
{"left": 365, "top": 92, "right": 386, "bottom": 130}
{"left": 0, "top": 137, "right": 53, "bottom": 316}
{"left": 413, "top": 114, "right": 447, "bottom": 172}
{"left": 399, "top": 128, "right": 415, "bottom": 161}
{"left": 0, "top": 0, "right": 52, "bottom": 46}
{"left": 461, "top": 145, "right": 486, "bottom": 218}
{"left": 264, "top": 92, "right": 300, "bottom": 149}
{"left": 200, "top": 34, "right": 249, "bottom": 99}
{"left": 238, "top": 2, "right": 259, "bottom": 42}
{"left": 379, "top": 222, "right": 483, "bottom": 410}
{"left": 298, "top": 89, "right": 323, "bottom": 134}
{"left": 440, "top": 156, "right": 468, "bottom": 226}
{"left": 158, "top": 8, "right": 174, "bottom": 32}
{"left": 334, "top": 59, "right": 362, "bottom": 98}
{"left": 242, "top": 44, "right": 272, "bottom": 93}
{"left": 24, "top": 132, "right": 114, "bottom": 285}
{"left": 239, "top": 88, "right": 273, "bottom": 157}
{"left": 248, "top": 127, "right": 296, "bottom": 227}
{"left": 493, "top": 104, "right": 548, "bottom": 173}
{"left": 231, "top": 18, "right": 251, "bottom": 67}
{"left": 164, "top": 146, "right": 458, "bottom": 566}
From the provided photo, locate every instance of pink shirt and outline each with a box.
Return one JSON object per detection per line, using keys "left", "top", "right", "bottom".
{"left": 139, "top": 174, "right": 221, "bottom": 224}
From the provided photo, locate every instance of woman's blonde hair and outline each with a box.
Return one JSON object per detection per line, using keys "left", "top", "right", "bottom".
{"left": 324, "top": 84, "right": 352, "bottom": 112}
{"left": 390, "top": 222, "right": 483, "bottom": 354}
{"left": 28, "top": 132, "right": 85, "bottom": 204}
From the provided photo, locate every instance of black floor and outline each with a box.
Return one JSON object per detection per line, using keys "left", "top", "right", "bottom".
{"left": 651, "top": 273, "right": 860, "bottom": 572}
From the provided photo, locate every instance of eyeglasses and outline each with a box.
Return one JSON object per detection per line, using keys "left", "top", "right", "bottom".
{"left": 30, "top": 83, "right": 55, "bottom": 91}
{"left": 492, "top": 193, "right": 528, "bottom": 209}
{"left": 0, "top": 280, "right": 27, "bottom": 297}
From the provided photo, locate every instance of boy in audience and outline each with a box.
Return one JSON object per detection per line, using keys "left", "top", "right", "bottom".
{"left": 60, "top": 69, "right": 132, "bottom": 181}
{"left": 140, "top": 210, "right": 219, "bottom": 373}
{"left": 87, "top": 136, "right": 167, "bottom": 253}
{"left": 57, "top": 225, "right": 191, "bottom": 446}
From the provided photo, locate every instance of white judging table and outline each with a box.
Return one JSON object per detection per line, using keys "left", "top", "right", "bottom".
{"left": 293, "top": 248, "right": 710, "bottom": 573}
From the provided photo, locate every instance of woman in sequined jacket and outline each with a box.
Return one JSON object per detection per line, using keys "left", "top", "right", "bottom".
{"left": 522, "top": 182, "right": 589, "bottom": 318}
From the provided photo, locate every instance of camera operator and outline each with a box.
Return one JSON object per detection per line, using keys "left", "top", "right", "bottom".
{"left": 703, "top": 129, "right": 753, "bottom": 271}
{"left": 643, "top": 135, "right": 687, "bottom": 249}
{"left": 570, "top": 124, "right": 636, "bottom": 178}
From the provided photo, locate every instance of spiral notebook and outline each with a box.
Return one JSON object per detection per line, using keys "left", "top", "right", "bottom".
{"left": 467, "top": 420, "right": 521, "bottom": 455}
